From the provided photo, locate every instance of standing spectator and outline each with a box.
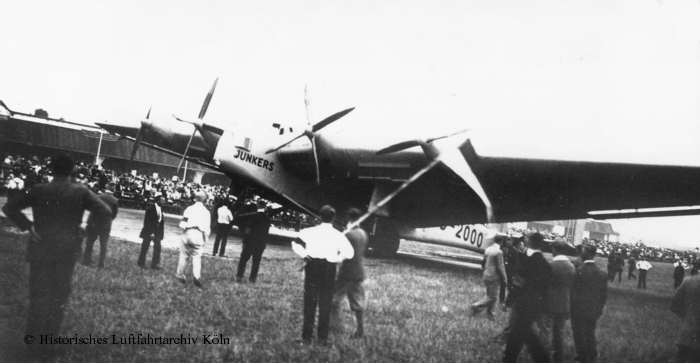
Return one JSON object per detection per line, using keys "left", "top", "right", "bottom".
{"left": 502, "top": 232, "right": 552, "bottom": 363}
{"left": 637, "top": 257, "right": 652, "bottom": 289}
{"left": 543, "top": 240, "right": 576, "bottom": 363}
{"left": 628, "top": 256, "right": 637, "bottom": 280}
{"left": 212, "top": 200, "right": 234, "bottom": 257}
{"left": 614, "top": 254, "right": 624, "bottom": 283}
{"left": 500, "top": 237, "right": 519, "bottom": 308}
{"left": 571, "top": 244, "right": 608, "bottom": 363}
{"left": 5, "top": 173, "right": 22, "bottom": 202}
{"left": 330, "top": 208, "right": 369, "bottom": 338}
{"left": 176, "top": 191, "right": 211, "bottom": 288}
{"left": 674, "top": 261, "right": 686, "bottom": 289}
{"left": 291, "top": 205, "right": 354, "bottom": 345}
{"left": 470, "top": 235, "right": 507, "bottom": 318}
{"left": 2, "top": 154, "right": 112, "bottom": 361}
{"left": 137, "top": 196, "right": 166, "bottom": 270}
{"left": 671, "top": 275, "right": 700, "bottom": 363}
{"left": 691, "top": 262, "right": 699, "bottom": 277}
{"left": 607, "top": 253, "right": 623, "bottom": 283}
{"left": 235, "top": 200, "right": 272, "bottom": 283}
{"left": 82, "top": 182, "right": 119, "bottom": 268}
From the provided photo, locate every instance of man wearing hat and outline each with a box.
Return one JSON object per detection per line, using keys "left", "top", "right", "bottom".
{"left": 571, "top": 244, "right": 608, "bottom": 363}
{"left": 177, "top": 190, "right": 211, "bottom": 287}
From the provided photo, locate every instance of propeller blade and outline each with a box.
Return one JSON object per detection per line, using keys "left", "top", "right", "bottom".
{"left": 312, "top": 107, "right": 355, "bottom": 133}
{"left": 345, "top": 158, "right": 442, "bottom": 232}
{"left": 177, "top": 128, "right": 197, "bottom": 172}
{"left": 198, "top": 78, "right": 218, "bottom": 120}
{"left": 129, "top": 107, "right": 154, "bottom": 162}
{"left": 304, "top": 85, "right": 312, "bottom": 126}
{"left": 376, "top": 140, "right": 422, "bottom": 156}
{"left": 426, "top": 129, "right": 469, "bottom": 143}
{"left": 438, "top": 147, "right": 494, "bottom": 223}
{"left": 265, "top": 133, "right": 305, "bottom": 154}
{"left": 129, "top": 127, "right": 142, "bottom": 161}
{"left": 311, "top": 137, "right": 320, "bottom": 185}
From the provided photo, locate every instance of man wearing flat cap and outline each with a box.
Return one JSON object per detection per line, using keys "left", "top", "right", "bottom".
{"left": 176, "top": 190, "right": 211, "bottom": 288}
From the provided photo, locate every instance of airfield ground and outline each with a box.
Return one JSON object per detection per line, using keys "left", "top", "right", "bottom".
{"left": 0, "top": 215, "right": 685, "bottom": 362}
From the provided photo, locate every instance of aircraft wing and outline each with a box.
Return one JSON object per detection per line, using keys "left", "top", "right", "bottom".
{"left": 305, "top": 131, "right": 700, "bottom": 229}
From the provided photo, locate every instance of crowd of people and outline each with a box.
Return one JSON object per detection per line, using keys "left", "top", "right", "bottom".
{"left": 2, "top": 153, "right": 368, "bottom": 360}
{"left": 1, "top": 154, "right": 313, "bottom": 228}
{"left": 3, "top": 152, "right": 699, "bottom": 362}
{"left": 505, "top": 225, "right": 698, "bottom": 266}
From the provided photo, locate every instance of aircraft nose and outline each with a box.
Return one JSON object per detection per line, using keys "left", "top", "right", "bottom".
{"left": 95, "top": 121, "right": 139, "bottom": 138}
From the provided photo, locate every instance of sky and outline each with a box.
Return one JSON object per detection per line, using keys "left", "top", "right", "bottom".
{"left": 1, "top": 0, "right": 699, "bottom": 249}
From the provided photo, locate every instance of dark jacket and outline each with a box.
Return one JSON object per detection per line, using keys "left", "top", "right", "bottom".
{"left": 139, "top": 204, "right": 165, "bottom": 240}
{"left": 2, "top": 180, "right": 112, "bottom": 262}
{"left": 571, "top": 261, "right": 608, "bottom": 320}
{"left": 547, "top": 257, "right": 576, "bottom": 316}
{"left": 513, "top": 250, "right": 551, "bottom": 318}
{"left": 87, "top": 192, "right": 119, "bottom": 230}
{"left": 337, "top": 227, "right": 368, "bottom": 281}
{"left": 674, "top": 264, "right": 686, "bottom": 281}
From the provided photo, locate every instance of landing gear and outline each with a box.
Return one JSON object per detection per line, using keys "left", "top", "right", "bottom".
{"left": 367, "top": 218, "right": 400, "bottom": 257}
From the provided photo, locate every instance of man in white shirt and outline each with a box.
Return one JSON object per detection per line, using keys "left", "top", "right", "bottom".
{"left": 212, "top": 200, "right": 234, "bottom": 257}
{"left": 636, "top": 257, "right": 652, "bottom": 289}
{"left": 176, "top": 190, "right": 211, "bottom": 288}
{"left": 292, "top": 205, "right": 354, "bottom": 344}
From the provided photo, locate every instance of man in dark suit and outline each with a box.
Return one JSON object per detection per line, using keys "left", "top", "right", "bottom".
{"left": 571, "top": 244, "right": 608, "bottom": 363}
{"left": 235, "top": 200, "right": 272, "bottom": 283}
{"left": 503, "top": 232, "right": 552, "bottom": 363}
{"left": 3, "top": 154, "right": 112, "bottom": 361}
{"left": 674, "top": 261, "right": 686, "bottom": 289}
{"left": 544, "top": 240, "right": 576, "bottom": 363}
{"left": 137, "top": 196, "right": 166, "bottom": 269}
{"left": 82, "top": 181, "right": 119, "bottom": 268}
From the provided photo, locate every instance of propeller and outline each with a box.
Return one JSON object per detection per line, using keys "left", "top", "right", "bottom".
{"left": 357, "top": 131, "right": 494, "bottom": 226}
{"left": 129, "top": 107, "right": 152, "bottom": 162}
{"left": 174, "top": 78, "right": 219, "bottom": 172}
{"left": 265, "top": 86, "right": 355, "bottom": 185}
{"left": 376, "top": 129, "right": 469, "bottom": 156}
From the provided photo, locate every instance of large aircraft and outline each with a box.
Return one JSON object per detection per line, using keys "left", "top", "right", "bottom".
{"left": 96, "top": 79, "right": 700, "bottom": 256}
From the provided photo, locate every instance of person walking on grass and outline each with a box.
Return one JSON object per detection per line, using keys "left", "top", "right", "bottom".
{"left": 637, "top": 257, "right": 652, "bottom": 289}
{"left": 3, "top": 154, "right": 112, "bottom": 361}
{"left": 502, "top": 232, "right": 552, "bottom": 363}
{"left": 671, "top": 275, "right": 700, "bottom": 363}
{"left": 176, "top": 190, "right": 211, "bottom": 288}
{"left": 628, "top": 256, "right": 637, "bottom": 280}
{"left": 543, "top": 240, "right": 576, "bottom": 363}
{"left": 470, "top": 235, "right": 507, "bottom": 318}
{"left": 292, "top": 205, "right": 354, "bottom": 345}
{"left": 674, "top": 260, "right": 686, "bottom": 289}
{"left": 330, "top": 208, "right": 369, "bottom": 338}
{"left": 82, "top": 181, "right": 119, "bottom": 268}
{"left": 571, "top": 244, "right": 608, "bottom": 363}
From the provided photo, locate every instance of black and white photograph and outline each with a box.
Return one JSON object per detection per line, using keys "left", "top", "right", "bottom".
{"left": 1, "top": 0, "right": 700, "bottom": 361}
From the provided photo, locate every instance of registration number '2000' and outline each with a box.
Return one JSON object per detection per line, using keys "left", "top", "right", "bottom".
{"left": 439, "top": 225, "right": 484, "bottom": 247}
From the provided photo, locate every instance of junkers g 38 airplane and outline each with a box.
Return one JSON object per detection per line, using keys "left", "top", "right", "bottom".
{"left": 96, "top": 79, "right": 700, "bottom": 257}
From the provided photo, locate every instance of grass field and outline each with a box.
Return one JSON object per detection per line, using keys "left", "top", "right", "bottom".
{"left": 0, "top": 218, "right": 684, "bottom": 362}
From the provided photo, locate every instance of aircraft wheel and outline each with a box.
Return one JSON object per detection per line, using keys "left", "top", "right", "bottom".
{"left": 369, "top": 219, "right": 400, "bottom": 257}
